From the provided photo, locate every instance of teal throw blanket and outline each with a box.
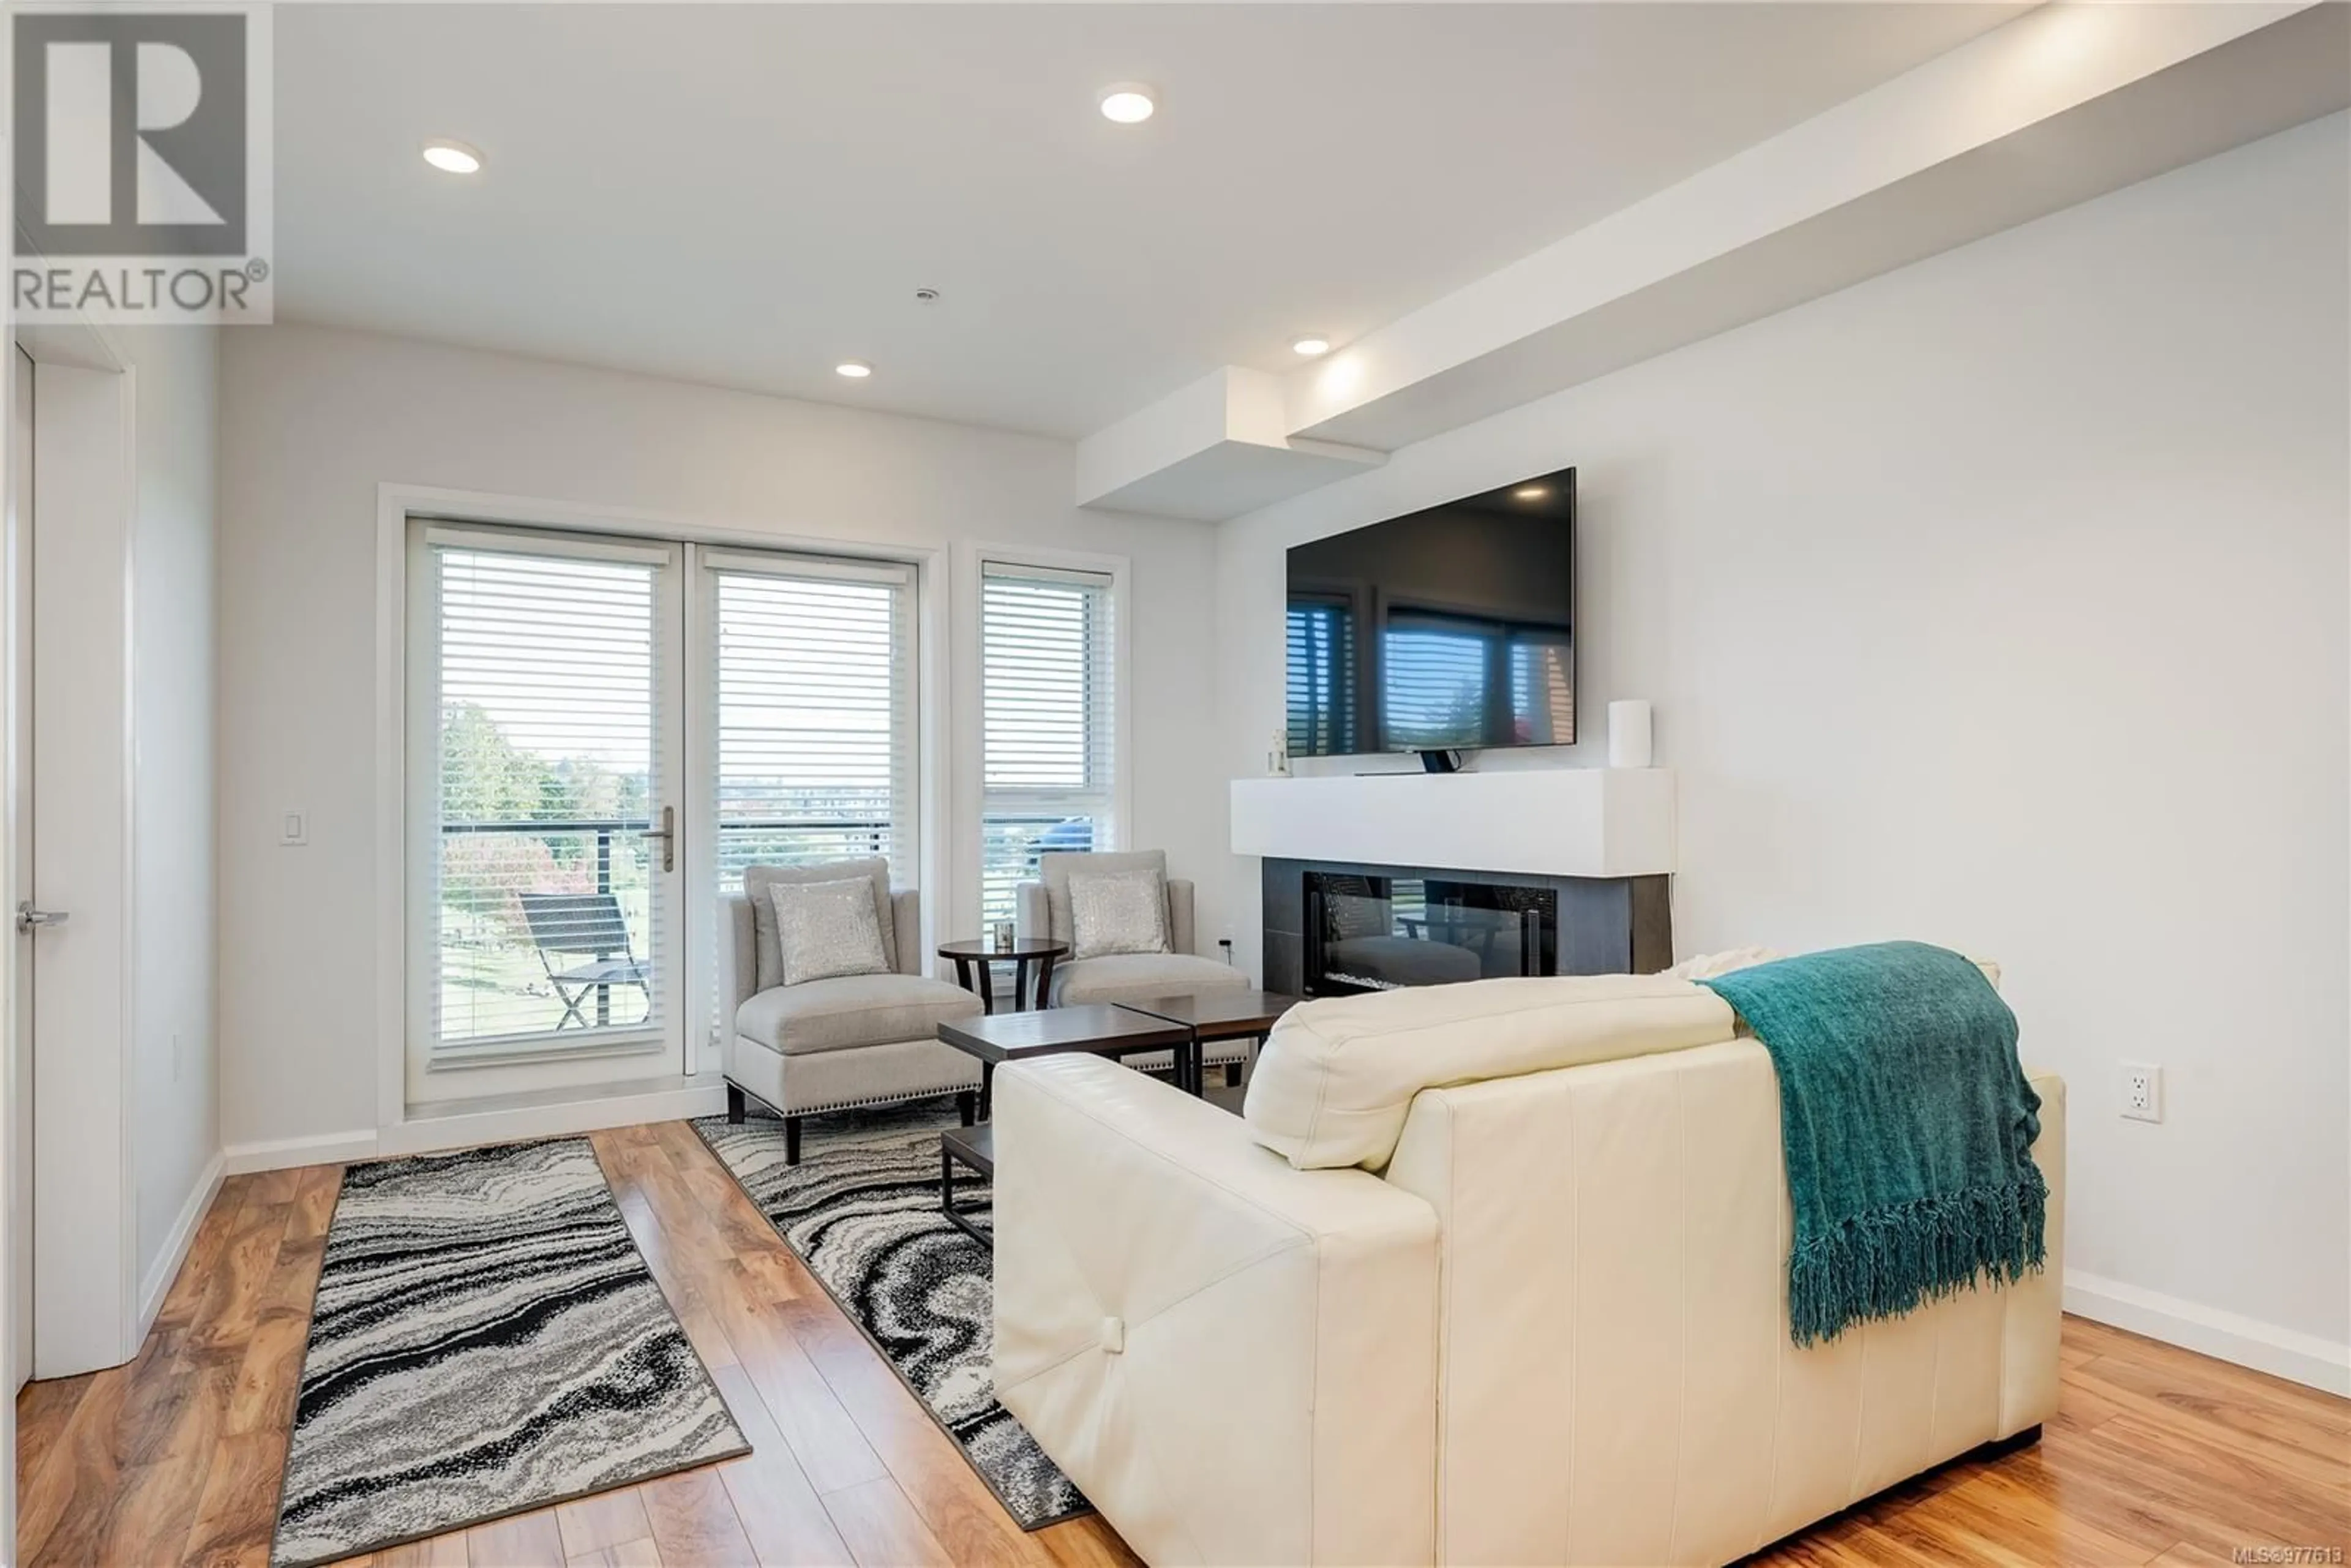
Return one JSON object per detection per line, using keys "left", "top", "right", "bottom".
{"left": 1699, "top": 941, "right": 2046, "bottom": 1346}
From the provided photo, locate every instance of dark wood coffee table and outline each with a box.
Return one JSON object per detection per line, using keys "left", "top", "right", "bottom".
{"left": 1116, "top": 991, "right": 1300, "bottom": 1086}
{"left": 939, "top": 1123, "right": 994, "bottom": 1245}
{"left": 936, "top": 1003, "right": 1199, "bottom": 1120}
{"left": 936, "top": 937, "right": 1068, "bottom": 1012}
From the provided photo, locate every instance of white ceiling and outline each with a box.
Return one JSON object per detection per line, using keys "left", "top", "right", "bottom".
{"left": 273, "top": 4, "right": 2026, "bottom": 440}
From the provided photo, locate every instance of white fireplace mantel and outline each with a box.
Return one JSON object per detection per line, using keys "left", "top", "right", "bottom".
{"left": 1228, "top": 768, "right": 1675, "bottom": 879}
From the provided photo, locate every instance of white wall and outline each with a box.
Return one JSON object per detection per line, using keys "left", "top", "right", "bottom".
{"left": 1215, "top": 117, "right": 2350, "bottom": 1374}
{"left": 121, "top": 326, "right": 223, "bottom": 1303}
{"left": 216, "top": 325, "right": 1222, "bottom": 1151}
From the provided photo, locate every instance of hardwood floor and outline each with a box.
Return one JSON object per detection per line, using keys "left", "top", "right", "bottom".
{"left": 16, "top": 1120, "right": 2349, "bottom": 1567}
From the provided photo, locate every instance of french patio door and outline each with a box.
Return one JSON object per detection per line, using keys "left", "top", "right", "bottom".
{"left": 405, "top": 521, "right": 917, "bottom": 1106}
{"left": 407, "top": 524, "right": 686, "bottom": 1102}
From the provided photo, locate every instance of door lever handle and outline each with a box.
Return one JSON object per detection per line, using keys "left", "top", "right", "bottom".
{"left": 639, "top": 805, "right": 675, "bottom": 874}
{"left": 17, "top": 902, "right": 68, "bottom": 932}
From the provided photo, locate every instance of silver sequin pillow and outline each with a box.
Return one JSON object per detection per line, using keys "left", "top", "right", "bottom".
{"left": 768, "top": 877, "right": 891, "bottom": 986}
{"left": 1067, "top": 868, "right": 1170, "bottom": 960}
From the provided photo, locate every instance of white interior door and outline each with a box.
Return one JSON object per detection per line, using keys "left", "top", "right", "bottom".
{"left": 24, "top": 359, "right": 135, "bottom": 1376}
{"left": 405, "top": 523, "right": 688, "bottom": 1104}
{"left": 7, "top": 346, "right": 32, "bottom": 1394}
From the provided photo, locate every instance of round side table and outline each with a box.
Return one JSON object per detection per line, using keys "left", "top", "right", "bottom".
{"left": 937, "top": 938, "right": 1069, "bottom": 1013}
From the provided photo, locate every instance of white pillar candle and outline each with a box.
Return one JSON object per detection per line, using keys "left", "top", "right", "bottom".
{"left": 1608, "top": 699, "right": 1654, "bottom": 769}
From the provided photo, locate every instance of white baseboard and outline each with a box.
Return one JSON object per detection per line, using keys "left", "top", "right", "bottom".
{"left": 377, "top": 1083, "right": 728, "bottom": 1158}
{"left": 223, "top": 1085, "right": 729, "bottom": 1176}
{"left": 136, "top": 1149, "right": 226, "bottom": 1337}
{"left": 225, "top": 1129, "right": 383, "bottom": 1174}
{"left": 2065, "top": 1269, "right": 2351, "bottom": 1396}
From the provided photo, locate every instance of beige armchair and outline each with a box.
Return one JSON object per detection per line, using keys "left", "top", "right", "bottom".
{"left": 721, "top": 859, "right": 981, "bottom": 1163}
{"left": 1015, "top": 849, "right": 1253, "bottom": 1080}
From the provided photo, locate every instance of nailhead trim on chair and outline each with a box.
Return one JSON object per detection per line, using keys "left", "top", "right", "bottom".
{"left": 746, "top": 1054, "right": 1243, "bottom": 1120}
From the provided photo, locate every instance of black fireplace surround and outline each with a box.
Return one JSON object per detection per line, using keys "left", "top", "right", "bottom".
{"left": 1263, "top": 857, "right": 1670, "bottom": 999}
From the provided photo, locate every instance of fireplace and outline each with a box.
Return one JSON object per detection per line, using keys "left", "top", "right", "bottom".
{"left": 1264, "top": 857, "right": 1669, "bottom": 999}
{"left": 1305, "top": 872, "right": 1554, "bottom": 993}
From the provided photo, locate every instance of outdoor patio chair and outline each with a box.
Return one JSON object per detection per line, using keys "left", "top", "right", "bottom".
{"left": 517, "top": 891, "right": 652, "bottom": 1028}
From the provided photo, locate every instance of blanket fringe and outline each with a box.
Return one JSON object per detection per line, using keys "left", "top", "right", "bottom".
{"left": 1788, "top": 1166, "right": 2049, "bottom": 1346}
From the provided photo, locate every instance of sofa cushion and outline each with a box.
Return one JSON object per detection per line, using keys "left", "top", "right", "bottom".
{"left": 735, "top": 972, "right": 979, "bottom": 1057}
{"left": 745, "top": 858, "right": 897, "bottom": 991}
{"left": 1242, "top": 973, "right": 1738, "bottom": 1171}
{"left": 1040, "top": 850, "right": 1167, "bottom": 947}
{"left": 1050, "top": 952, "right": 1249, "bottom": 1008}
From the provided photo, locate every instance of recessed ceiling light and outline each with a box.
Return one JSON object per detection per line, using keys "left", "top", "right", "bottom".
{"left": 834, "top": 360, "right": 873, "bottom": 379}
{"left": 1291, "top": 336, "right": 1332, "bottom": 358}
{"left": 1513, "top": 485, "right": 1551, "bottom": 501}
{"left": 421, "top": 139, "right": 484, "bottom": 175}
{"left": 1099, "top": 83, "right": 1157, "bottom": 124}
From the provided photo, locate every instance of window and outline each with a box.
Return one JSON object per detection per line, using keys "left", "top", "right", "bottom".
{"left": 706, "top": 553, "right": 917, "bottom": 899}
{"left": 979, "top": 561, "right": 1116, "bottom": 926}
{"left": 415, "top": 529, "right": 679, "bottom": 1061}
{"left": 408, "top": 524, "right": 919, "bottom": 1101}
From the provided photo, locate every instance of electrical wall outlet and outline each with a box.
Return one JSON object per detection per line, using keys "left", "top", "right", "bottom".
{"left": 2121, "top": 1061, "right": 2163, "bottom": 1123}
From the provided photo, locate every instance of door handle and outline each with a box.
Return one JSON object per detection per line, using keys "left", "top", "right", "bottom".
{"left": 16, "top": 902, "right": 67, "bottom": 932}
{"left": 639, "top": 805, "right": 675, "bottom": 873}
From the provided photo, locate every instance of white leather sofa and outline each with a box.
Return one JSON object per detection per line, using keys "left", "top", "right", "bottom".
{"left": 991, "top": 973, "right": 2064, "bottom": 1568}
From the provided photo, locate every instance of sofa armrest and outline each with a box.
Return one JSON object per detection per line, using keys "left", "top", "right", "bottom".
{"left": 891, "top": 888, "right": 921, "bottom": 976}
{"left": 719, "top": 895, "right": 757, "bottom": 1019}
{"left": 1166, "top": 876, "right": 1197, "bottom": 954}
{"left": 1014, "top": 880, "right": 1049, "bottom": 942}
{"left": 993, "top": 1054, "right": 1439, "bottom": 1567}
{"left": 2002, "top": 1066, "right": 2066, "bottom": 1437}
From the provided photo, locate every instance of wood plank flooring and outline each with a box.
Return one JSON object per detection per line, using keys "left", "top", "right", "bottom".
{"left": 17, "top": 1120, "right": 2349, "bottom": 1567}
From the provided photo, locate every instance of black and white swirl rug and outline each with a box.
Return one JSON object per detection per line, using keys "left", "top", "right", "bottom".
{"left": 692, "top": 1109, "right": 1090, "bottom": 1530}
{"left": 270, "top": 1138, "right": 748, "bottom": 1568}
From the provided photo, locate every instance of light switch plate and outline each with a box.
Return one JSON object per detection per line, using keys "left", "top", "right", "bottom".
{"left": 280, "top": 810, "right": 308, "bottom": 847}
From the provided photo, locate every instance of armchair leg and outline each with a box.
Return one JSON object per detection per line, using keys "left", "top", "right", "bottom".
{"left": 784, "top": 1115, "right": 804, "bottom": 1166}
{"left": 956, "top": 1090, "right": 977, "bottom": 1127}
{"left": 726, "top": 1084, "right": 746, "bottom": 1125}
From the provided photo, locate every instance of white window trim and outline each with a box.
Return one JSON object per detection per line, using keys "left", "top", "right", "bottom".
{"left": 952, "top": 539, "right": 1134, "bottom": 937}
{"left": 374, "top": 482, "right": 947, "bottom": 1139}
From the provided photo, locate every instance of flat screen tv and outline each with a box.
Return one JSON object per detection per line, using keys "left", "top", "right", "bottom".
{"left": 1284, "top": 466, "right": 1574, "bottom": 760}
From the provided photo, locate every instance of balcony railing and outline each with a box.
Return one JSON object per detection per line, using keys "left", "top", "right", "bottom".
{"left": 434, "top": 814, "right": 898, "bottom": 1046}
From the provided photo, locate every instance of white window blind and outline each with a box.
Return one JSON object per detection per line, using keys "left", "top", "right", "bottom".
{"left": 980, "top": 561, "right": 1116, "bottom": 926}
{"left": 428, "top": 539, "right": 666, "bottom": 1050}
{"left": 709, "top": 555, "right": 916, "bottom": 898}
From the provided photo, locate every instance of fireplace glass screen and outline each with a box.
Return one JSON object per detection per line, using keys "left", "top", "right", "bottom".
{"left": 1303, "top": 873, "right": 1556, "bottom": 994}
